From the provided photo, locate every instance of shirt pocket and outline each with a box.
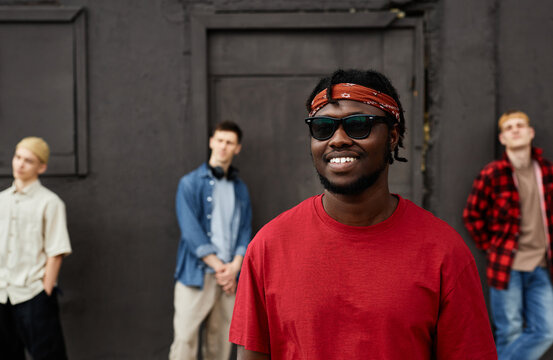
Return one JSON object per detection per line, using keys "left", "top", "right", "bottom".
{"left": 0, "top": 200, "right": 9, "bottom": 220}
{"left": 488, "top": 192, "right": 513, "bottom": 235}
{"left": 493, "top": 192, "right": 513, "bottom": 218}
{"left": 18, "top": 208, "right": 43, "bottom": 260}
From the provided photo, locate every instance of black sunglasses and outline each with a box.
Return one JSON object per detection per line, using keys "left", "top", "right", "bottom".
{"left": 304, "top": 114, "right": 390, "bottom": 141}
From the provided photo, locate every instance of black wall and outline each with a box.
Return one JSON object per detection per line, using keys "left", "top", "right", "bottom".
{"left": 1, "top": 0, "right": 553, "bottom": 358}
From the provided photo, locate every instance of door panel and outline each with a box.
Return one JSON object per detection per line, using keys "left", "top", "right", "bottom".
{"left": 383, "top": 29, "right": 415, "bottom": 200}
{"left": 194, "top": 13, "right": 424, "bottom": 232}
{"left": 209, "top": 29, "right": 384, "bottom": 75}
{"left": 212, "top": 77, "right": 321, "bottom": 227}
{"left": 0, "top": 8, "right": 88, "bottom": 175}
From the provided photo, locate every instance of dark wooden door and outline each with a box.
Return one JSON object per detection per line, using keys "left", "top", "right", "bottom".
{"left": 192, "top": 13, "right": 424, "bottom": 232}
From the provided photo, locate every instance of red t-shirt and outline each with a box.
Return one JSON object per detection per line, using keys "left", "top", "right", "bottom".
{"left": 229, "top": 195, "right": 496, "bottom": 359}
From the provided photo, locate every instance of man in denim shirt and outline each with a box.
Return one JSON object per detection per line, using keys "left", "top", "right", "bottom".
{"left": 170, "top": 121, "right": 252, "bottom": 360}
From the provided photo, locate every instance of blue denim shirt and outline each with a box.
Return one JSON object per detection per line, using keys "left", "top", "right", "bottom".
{"left": 174, "top": 163, "right": 252, "bottom": 288}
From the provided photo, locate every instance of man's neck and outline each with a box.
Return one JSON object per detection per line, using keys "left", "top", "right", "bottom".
{"left": 321, "top": 177, "right": 398, "bottom": 227}
{"left": 14, "top": 177, "right": 39, "bottom": 192}
{"left": 208, "top": 158, "right": 231, "bottom": 174}
{"left": 506, "top": 146, "right": 532, "bottom": 169}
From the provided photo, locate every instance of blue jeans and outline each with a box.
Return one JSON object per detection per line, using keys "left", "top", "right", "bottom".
{"left": 490, "top": 267, "right": 553, "bottom": 360}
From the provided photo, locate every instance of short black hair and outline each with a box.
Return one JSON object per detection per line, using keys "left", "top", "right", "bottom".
{"left": 212, "top": 121, "right": 243, "bottom": 143}
{"left": 306, "top": 69, "right": 407, "bottom": 163}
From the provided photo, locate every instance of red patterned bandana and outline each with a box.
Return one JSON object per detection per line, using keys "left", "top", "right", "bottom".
{"left": 309, "top": 83, "right": 401, "bottom": 122}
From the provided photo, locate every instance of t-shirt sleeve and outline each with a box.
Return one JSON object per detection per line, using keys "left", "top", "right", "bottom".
{"left": 434, "top": 260, "right": 497, "bottom": 359}
{"left": 229, "top": 242, "right": 270, "bottom": 354}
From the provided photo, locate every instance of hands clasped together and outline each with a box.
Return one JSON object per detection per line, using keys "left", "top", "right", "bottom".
{"left": 214, "top": 262, "right": 240, "bottom": 294}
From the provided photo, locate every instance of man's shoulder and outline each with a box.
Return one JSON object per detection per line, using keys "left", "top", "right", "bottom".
{"left": 538, "top": 156, "right": 553, "bottom": 169}
{"left": 181, "top": 163, "right": 207, "bottom": 178}
{"left": 178, "top": 163, "right": 209, "bottom": 186}
{"left": 403, "top": 199, "right": 456, "bottom": 229}
{"left": 467, "top": 159, "right": 510, "bottom": 185}
{"left": 403, "top": 199, "right": 473, "bottom": 259}
{"left": 268, "top": 196, "right": 315, "bottom": 224}
{"left": 403, "top": 199, "right": 465, "bottom": 240}
{"left": 479, "top": 159, "right": 509, "bottom": 174}
{"left": 249, "top": 196, "right": 316, "bottom": 244}
{"left": 0, "top": 185, "right": 12, "bottom": 197}
{"left": 0, "top": 182, "right": 63, "bottom": 206}
{"left": 0, "top": 187, "right": 12, "bottom": 203}
{"left": 35, "top": 184, "right": 64, "bottom": 204}
{"left": 243, "top": 197, "right": 316, "bottom": 262}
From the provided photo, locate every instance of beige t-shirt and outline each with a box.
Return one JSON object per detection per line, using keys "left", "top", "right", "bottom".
{"left": 512, "top": 161, "right": 548, "bottom": 271}
{"left": 0, "top": 180, "right": 72, "bottom": 304}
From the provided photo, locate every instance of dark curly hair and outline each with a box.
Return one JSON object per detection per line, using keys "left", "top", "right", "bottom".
{"left": 306, "top": 69, "right": 407, "bottom": 163}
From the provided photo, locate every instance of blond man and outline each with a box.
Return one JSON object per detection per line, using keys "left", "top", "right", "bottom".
{"left": 464, "top": 111, "right": 553, "bottom": 359}
{"left": 0, "top": 137, "right": 72, "bottom": 359}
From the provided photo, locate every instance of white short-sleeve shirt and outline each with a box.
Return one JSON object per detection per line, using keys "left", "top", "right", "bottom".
{"left": 0, "top": 180, "right": 72, "bottom": 304}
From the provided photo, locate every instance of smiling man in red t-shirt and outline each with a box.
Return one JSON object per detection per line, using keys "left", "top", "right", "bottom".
{"left": 229, "top": 69, "right": 497, "bottom": 359}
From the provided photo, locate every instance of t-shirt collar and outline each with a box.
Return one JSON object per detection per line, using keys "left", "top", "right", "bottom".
{"left": 314, "top": 193, "right": 406, "bottom": 236}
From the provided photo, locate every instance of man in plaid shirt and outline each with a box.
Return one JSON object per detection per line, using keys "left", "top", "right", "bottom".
{"left": 464, "top": 110, "right": 553, "bottom": 359}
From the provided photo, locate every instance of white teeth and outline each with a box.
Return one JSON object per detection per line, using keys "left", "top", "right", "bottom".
{"left": 329, "top": 157, "right": 356, "bottom": 164}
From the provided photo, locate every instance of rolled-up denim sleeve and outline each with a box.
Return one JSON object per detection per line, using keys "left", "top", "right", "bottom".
{"left": 176, "top": 177, "right": 217, "bottom": 259}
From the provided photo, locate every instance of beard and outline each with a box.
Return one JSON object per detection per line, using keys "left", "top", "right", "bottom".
{"left": 316, "top": 140, "right": 391, "bottom": 196}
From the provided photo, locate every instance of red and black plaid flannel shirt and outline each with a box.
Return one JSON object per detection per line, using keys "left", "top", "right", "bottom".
{"left": 463, "top": 147, "right": 553, "bottom": 290}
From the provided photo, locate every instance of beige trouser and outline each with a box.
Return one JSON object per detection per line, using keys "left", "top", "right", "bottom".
{"left": 169, "top": 274, "right": 236, "bottom": 360}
